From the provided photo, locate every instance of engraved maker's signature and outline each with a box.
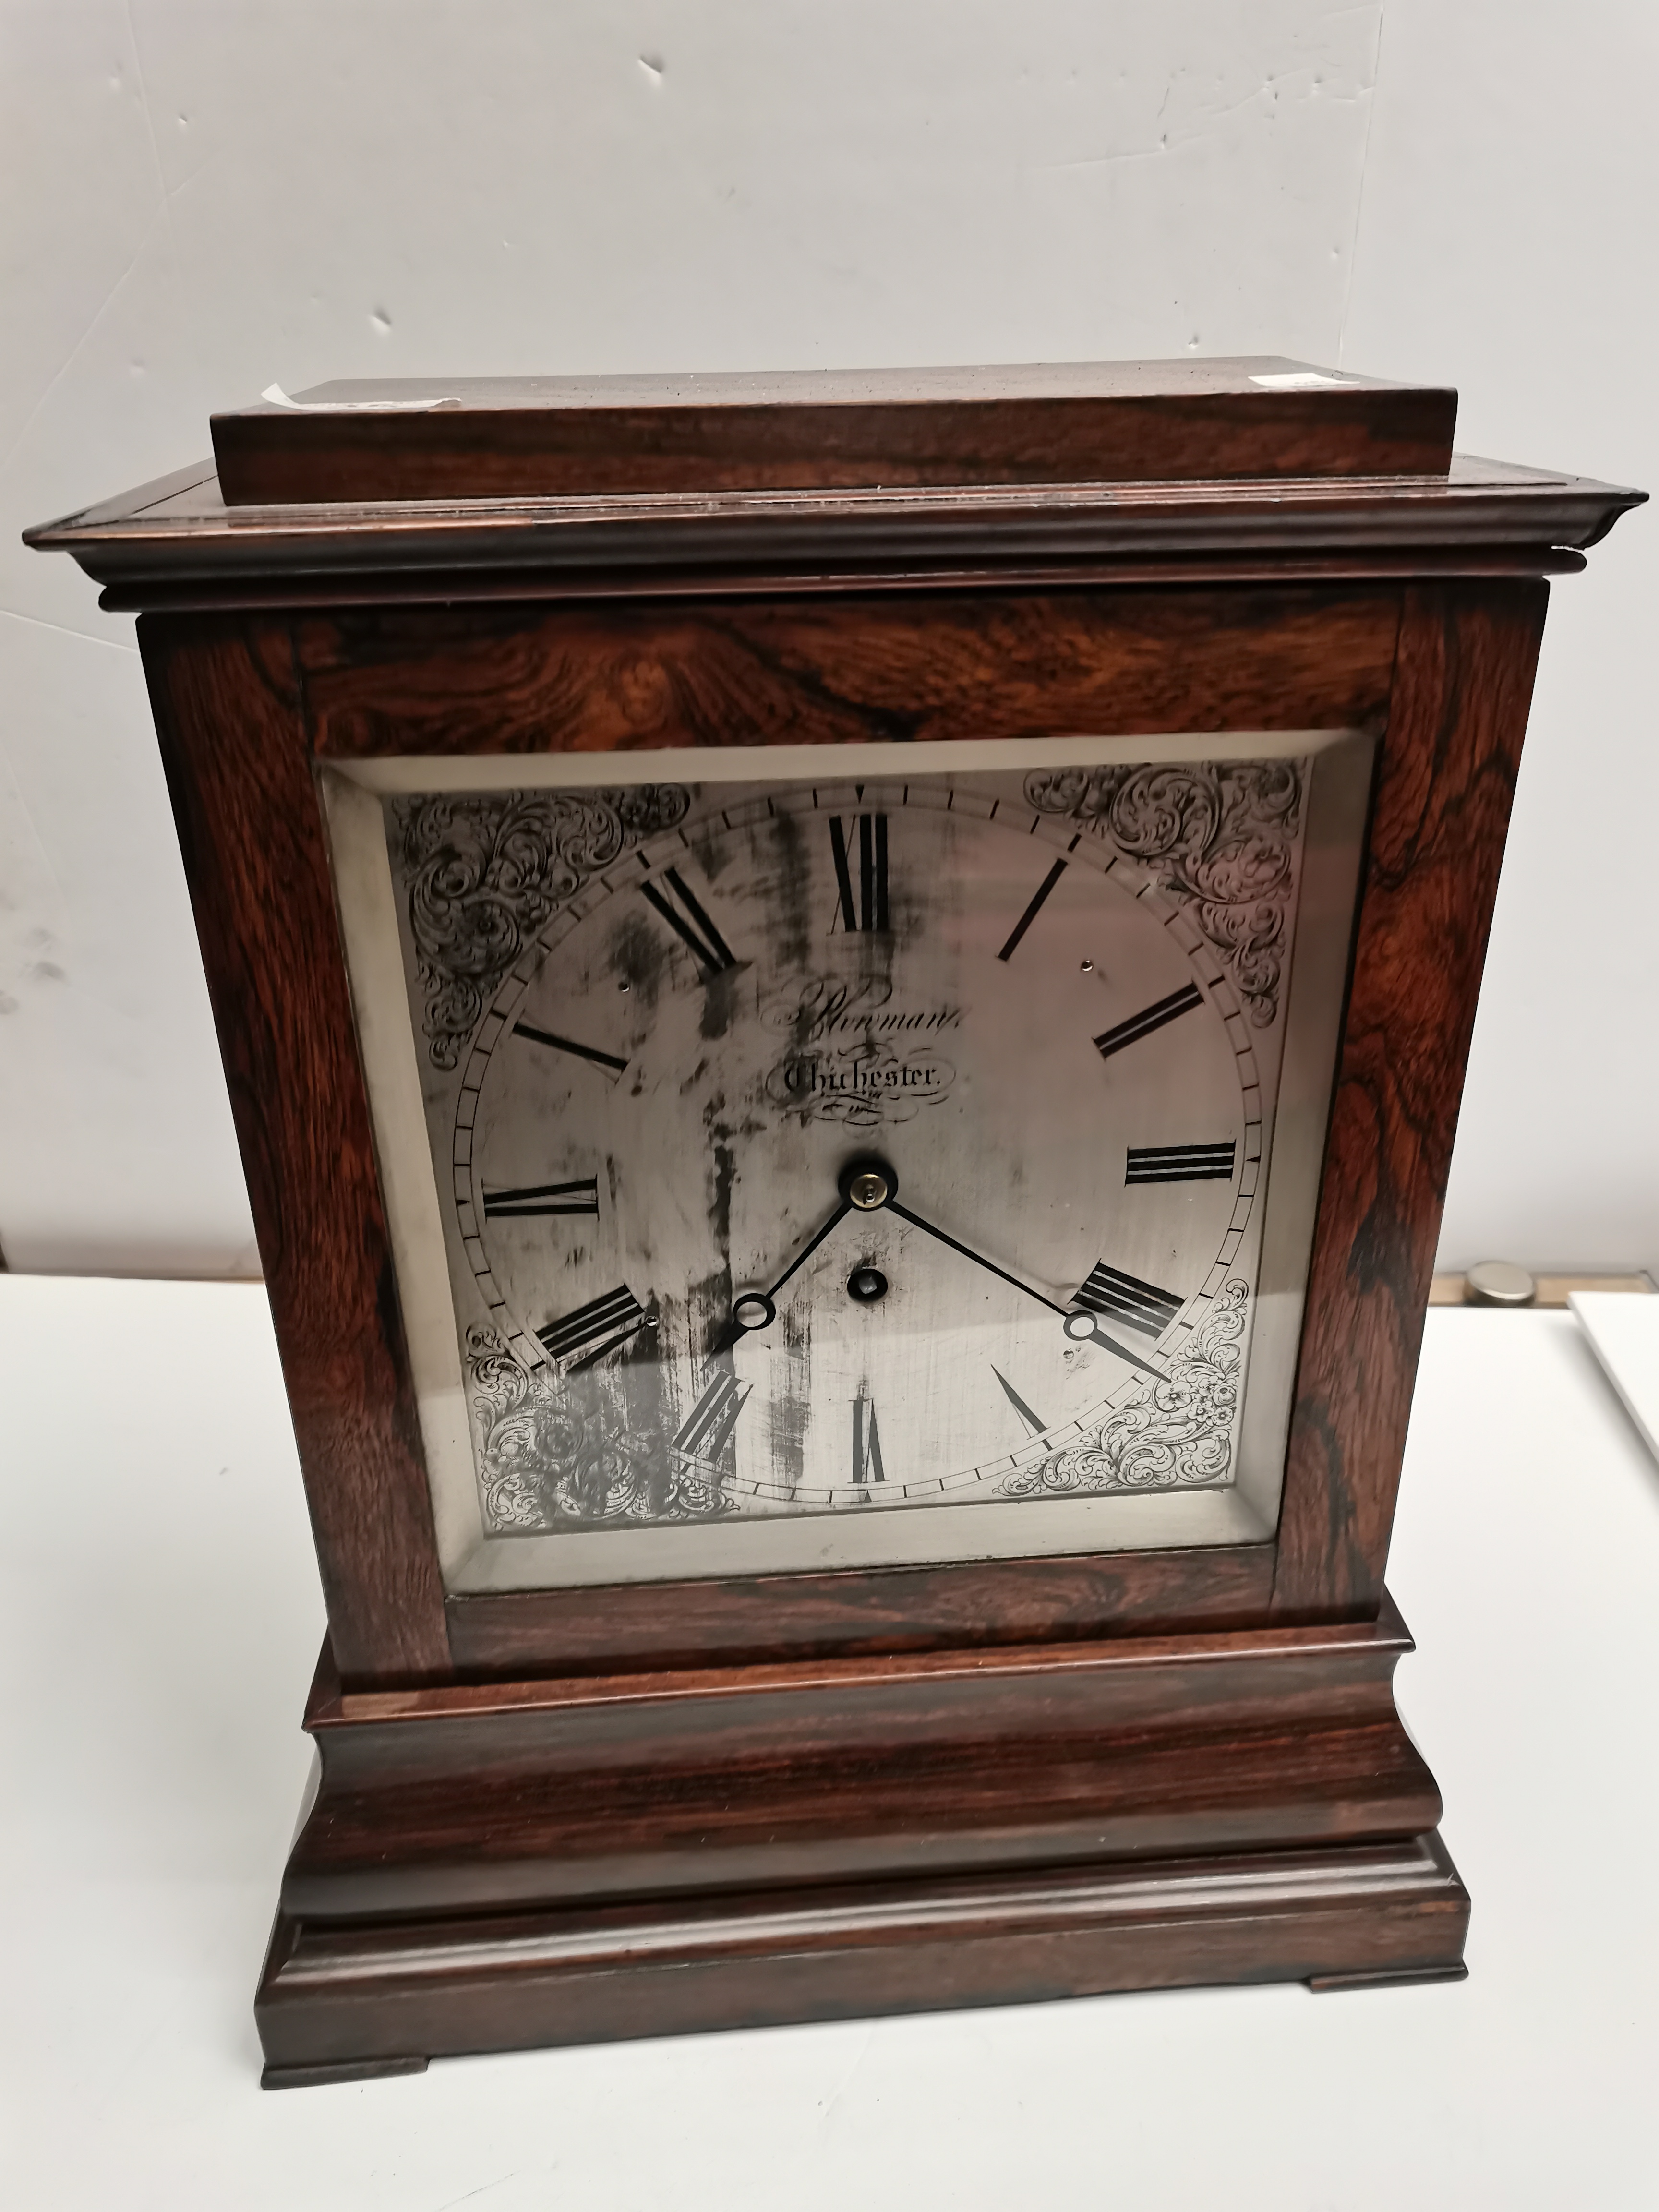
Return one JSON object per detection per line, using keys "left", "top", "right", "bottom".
{"left": 762, "top": 977, "right": 960, "bottom": 1127}
{"left": 762, "top": 974, "right": 963, "bottom": 1045}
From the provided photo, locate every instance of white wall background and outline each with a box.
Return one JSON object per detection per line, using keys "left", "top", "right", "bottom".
{"left": 0, "top": 0, "right": 1653, "bottom": 1278}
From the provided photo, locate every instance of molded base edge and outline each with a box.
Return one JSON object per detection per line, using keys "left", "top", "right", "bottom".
{"left": 262, "top": 2055, "right": 430, "bottom": 2090}
{"left": 256, "top": 1829, "right": 1469, "bottom": 2083}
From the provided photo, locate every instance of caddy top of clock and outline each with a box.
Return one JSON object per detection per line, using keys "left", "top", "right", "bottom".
{"left": 29, "top": 359, "right": 1643, "bottom": 2079}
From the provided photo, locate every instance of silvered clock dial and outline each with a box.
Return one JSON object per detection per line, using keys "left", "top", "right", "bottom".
{"left": 356, "top": 746, "right": 1338, "bottom": 1587}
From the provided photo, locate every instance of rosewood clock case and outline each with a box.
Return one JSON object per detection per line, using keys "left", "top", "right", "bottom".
{"left": 27, "top": 359, "right": 1642, "bottom": 2086}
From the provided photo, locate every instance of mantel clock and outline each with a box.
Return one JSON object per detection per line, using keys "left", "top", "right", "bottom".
{"left": 28, "top": 359, "right": 1643, "bottom": 2086}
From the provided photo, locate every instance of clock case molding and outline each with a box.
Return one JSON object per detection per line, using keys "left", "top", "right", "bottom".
{"left": 28, "top": 361, "right": 1643, "bottom": 2084}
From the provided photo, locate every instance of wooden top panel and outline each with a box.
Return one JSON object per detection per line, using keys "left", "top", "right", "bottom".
{"left": 206, "top": 358, "right": 1457, "bottom": 505}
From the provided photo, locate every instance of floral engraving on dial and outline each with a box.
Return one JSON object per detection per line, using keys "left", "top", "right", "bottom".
{"left": 469, "top": 1318, "right": 739, "bottom": 1530}
{"left": 1023, "top": 762, "right": 1302, "bottom": 1025}
{"left": 1001, "top": 1277, "right": 1249, "bottom": 1497}
{"left": 388, "top": 766, "right": 1303, "bottom": 1539}
{"left": 464, "top": 1326, "right": 732, "bottom": 1530}
{"left": 393, "top": 786, "right": 690, "bottom": 1066}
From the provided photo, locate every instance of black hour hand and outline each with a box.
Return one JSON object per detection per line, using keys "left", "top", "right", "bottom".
{"left": 718, "top": 1193, "right": 854, "bottom": 1351}
{"left": 718, "top": 1158, "right": 904, "bottom": 1351}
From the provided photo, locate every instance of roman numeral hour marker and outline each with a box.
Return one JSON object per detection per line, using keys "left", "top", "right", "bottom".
{"left": 829, "top": 814, "right": 889, "bottom": 933}
{"left": 512, "top": 1022, "right": 628, "bottom": 1076}
{"left": 1072, "top": 1263, "right": 1184, "bottom": 1339}
{"left": 997, "top": 857, "right": 1067, "bottom": 961}
{"left": 852, "top": 1396, "right": 886, "bottom": 1487}
{"left": 1125, "top": 1141, "right": 1237, "bottom": 1185}
{"left": 673, "top": 1370, "right": 749, "bottom": 1459}
{"left": 992, "top": 1366, "right": 1048, "bottom": 1437}
{"left": 537, "top": 1285, "right": 653, "bottom": 1370}
{"left": 640, "top": 867, "right": 737, "bottom": 974}
{"left": 1094, "top": 983, "right": 1204, "bottom": 1061}
{"left": 482, "top": 1177, "right": 600, "bottom": 1218}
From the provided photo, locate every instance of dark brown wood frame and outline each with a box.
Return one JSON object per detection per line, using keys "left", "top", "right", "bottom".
{"left": 138, "top": 575, "right": 1544, "bottom": 1684}
{"left": 30, "top": 429, "right": 1641, "bottom": 2080}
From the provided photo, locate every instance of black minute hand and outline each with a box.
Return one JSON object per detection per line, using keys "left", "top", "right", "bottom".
{"left": 885, "top": 1199, "right": 1164, "bottom": 1382}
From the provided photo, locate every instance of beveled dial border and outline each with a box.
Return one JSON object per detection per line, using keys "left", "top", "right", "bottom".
{"left": 322, "top": 725, "right": 1359, "bottom": 1593}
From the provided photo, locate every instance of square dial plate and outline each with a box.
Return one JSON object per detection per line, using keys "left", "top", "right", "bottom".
{"left": 326, "top": 733, "right": 1369, "bottom": 1590}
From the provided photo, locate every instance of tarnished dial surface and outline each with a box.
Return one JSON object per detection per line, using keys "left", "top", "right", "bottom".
{"left": 395, "top": 772, "right": 1300, "bottom": 1532}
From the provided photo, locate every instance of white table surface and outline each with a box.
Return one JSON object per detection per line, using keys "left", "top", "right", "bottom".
{"left": 1572, "top": 1290, "right": 1659, "bottom": 1468}
{"left": 3, "top": 1277, "right": 1657, "bottom": 2211}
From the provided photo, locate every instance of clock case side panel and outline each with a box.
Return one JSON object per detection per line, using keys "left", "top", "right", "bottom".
{"left": 139, "top": 613, "right": 452, "bottom": 1686}
{"left": 1271, "top": 578, "right": 1550, "bottom": 1620}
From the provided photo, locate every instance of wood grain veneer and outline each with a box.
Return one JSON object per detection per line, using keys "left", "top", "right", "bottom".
{"left": 1273, "top": 581, "right": 1549, "bottom": 1617}
{"left": 257, "top": 1595, "right": 1466, "bottom": 2079}
{"left": 444, "top": 1543, "right": 1275, "bottom": 1676}
{"left": 294, "top": 584, "right": 1401, "bottom": 758}
{"left": 208, "top": 359, "right": 1456, "bottom": 505}
{"left": 143, "top": 618, "right": 451, "bottom": 1683}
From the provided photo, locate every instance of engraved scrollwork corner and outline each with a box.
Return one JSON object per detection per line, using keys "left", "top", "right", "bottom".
{"left": 464, "top": 1325, "right": 730, "bottom": 1531}
{"left": 1001, "top": 1278, "right": 1250, "bottom": 1499}
{"left": 392, "top": 785, "right": 691, "bottom": 1068}
{"left": 1023, "top": 759, "right": 1303, "bottom": 1025}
